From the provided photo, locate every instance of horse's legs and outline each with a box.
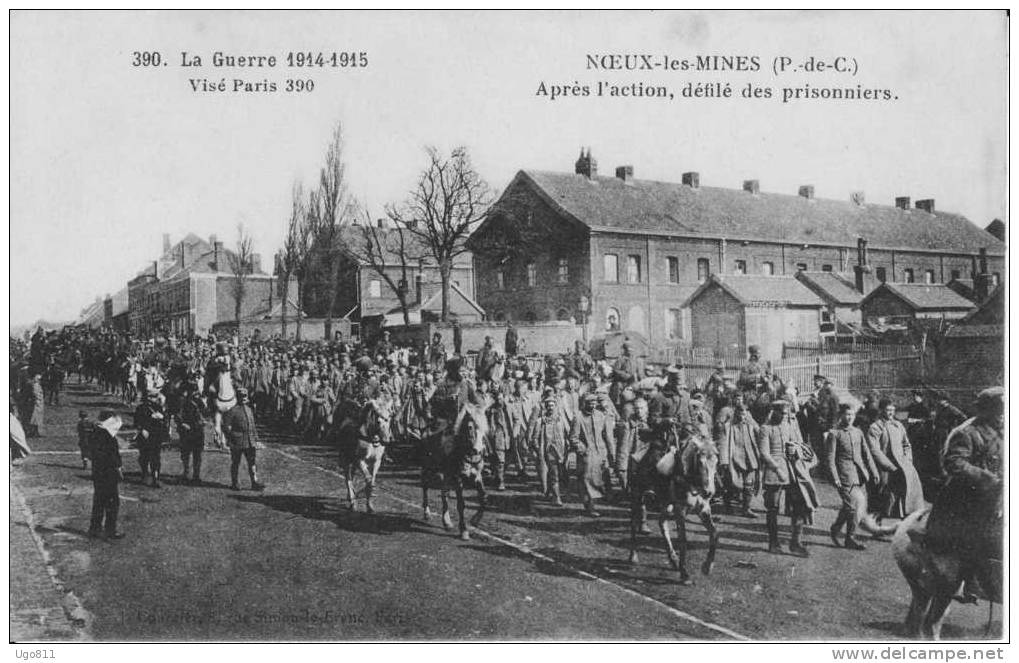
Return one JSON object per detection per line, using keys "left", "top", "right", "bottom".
{"left": 359, "top": 459, "right": 374, "bottom": 514}
{"left": 469, "top": 476, "right": 487, "bottom": 527}
{"left": 629, "top": 495, "right": 642, "bottom": 565}
{"left": 924, "top": 594, "right": 953, "bottom": 641}
{"left": 698, "top": 507, "right": 719, "bottom": 575}
{"left": 674, "top": 507, "right": 693, "bottom": 585}
{"left": 344, "top": 465, "right": 357, "bottom": 510}
{"left": 440, "top": 488, "right": 453, "bottom": 530}
{"left": 422, "top": 483, "right": 431, "bottom": 520}
{"left": 455, "top": 479, "right": 469, "bottom": 540}
{"left": 904, "top": 581, "right": 931, "bottom": 638}
{"left": 660, "top": 507, "right": 678, "bottom": 569}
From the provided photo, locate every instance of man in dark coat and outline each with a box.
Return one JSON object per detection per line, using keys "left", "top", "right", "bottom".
{"left": 178, "top": 382, "right": 206, "bottom": 484}
{"left": 927, "top": 387, "right": 1004, "bottom": 604}
{"left": 220, "top": 388, "right": 265, "bottom": 491}
{"left": 452, "top": 319, "right": 463, "bottom": 356}
{"left": 135, "top": 391, "right": 169, "bottom": 487}
{"left": 504, "top": 323, "right": 518, "bottom": 358}
{"left": 826, "top": 403, "right": 879, "bottom": 550}
{"left": 88, "top": 410, "right": 124, "bottom": 539}
{"left": 477, "top": 336, "right": 497, "bottom": 381}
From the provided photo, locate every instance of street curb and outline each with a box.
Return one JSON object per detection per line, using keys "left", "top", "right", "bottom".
{"left": 11, "top": 482, "right": 94, "bottom": 641}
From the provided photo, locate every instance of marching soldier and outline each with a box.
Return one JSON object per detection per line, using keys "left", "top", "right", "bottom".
{"left": 221, "top": 388, "right": 265, "bottom": 492}
{"left": 825, "top": 403, "right": 879, "bottom": 550}
{"left": 716, "top": 393, "right": 761, "bottom": 518}
{"left": 569, "top": 393, "right": 615, "bottom": 517}
{"left": 527, "top": 392, "right": 570, "bottom": 506}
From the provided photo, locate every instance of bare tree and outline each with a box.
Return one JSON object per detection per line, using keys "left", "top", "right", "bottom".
{"left": 228, "top": 223, "right": 255, "bottom": 326}
{"left": 350, "top": 207, "right": 419, "bottom": 326}
{"left": 278, "top": 182, "right": 306, "bottom": 339}
{"left": 295, "top": 188, "right": 322, "bottom": 341}
{"left": 389, "top": 146, "right": 492, "bottom": 321}
{"left": 314, "top": 122, "right": 354, "bottom": 340}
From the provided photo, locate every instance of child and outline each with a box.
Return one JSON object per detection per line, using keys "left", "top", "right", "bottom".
{"left": 76, "top": 410, "right": 93, "bottom": 470}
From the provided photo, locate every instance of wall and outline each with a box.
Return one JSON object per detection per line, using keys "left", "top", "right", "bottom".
{"left": 744, "top": 307, "right": 820, "bottom": 361}
{"left": 420, "top": 321, "right": 585, "bottom": 356}
{"left": 936, "top": 336, "right": 1004, "bottom": 390}
{"left": 689, "top": 286, "right": 744, "bottom": 351}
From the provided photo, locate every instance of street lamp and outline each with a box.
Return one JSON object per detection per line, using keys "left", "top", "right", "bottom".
{"left": 578, "top": 295, "right": 590, "bottom": 346}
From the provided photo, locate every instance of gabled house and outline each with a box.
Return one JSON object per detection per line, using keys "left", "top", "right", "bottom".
{"left": 681, "top": 274, "right": 826, "bottom": 359}
{"left": 859, "top": 282, "right": 976, "bottom": 326}
{"left": 794, "top": 270, "right": 867, "bottom": 331}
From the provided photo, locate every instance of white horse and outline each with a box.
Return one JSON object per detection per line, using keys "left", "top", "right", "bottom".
{"left": 211, "top": 362, "right": 236, "bottom": 447}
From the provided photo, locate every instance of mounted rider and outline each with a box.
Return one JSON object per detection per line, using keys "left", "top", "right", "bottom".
{"left": 203, "top": 342, "right": 231, "bottom": 413}
{"left": 647, "top": 364, "right": 693, "bottom": 449}
{"left": 428, "top": 356, "right": 482, "bottom": 425}
{"left": 925, "top": 386, "right": 1004, "bottom": 604}
{"left": 338, "top": 356, "right": 380, "bottom": 427}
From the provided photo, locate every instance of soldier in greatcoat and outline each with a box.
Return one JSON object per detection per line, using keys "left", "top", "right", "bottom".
{"left": 527, "top": 392, "right": 570, "bottom": 506}
{"left": 758, "top": 400, "right": 819, "bottom": 557}
{"left": 570, "top": 393, "right": 615, "bottom": 517}
{"left": 486, "top": 389, "right": 514, "bottom": 490}
{"left": 866, "top": 398, "right": 924, "bottom": 521}
{"left": 716, "top": 393, "right": 761, "bottom": 518}
{"left": 220, "top": 388, "right": 265, "bottom": 491}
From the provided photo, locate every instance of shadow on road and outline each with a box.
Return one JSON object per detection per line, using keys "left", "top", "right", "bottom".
{"left": 229, "top": 492, "right": 433, "bottom": 536}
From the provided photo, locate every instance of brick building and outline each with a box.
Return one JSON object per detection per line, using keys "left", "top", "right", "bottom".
{"left": 859, "top": 282, "right": 976, "bottom": 324}
{"left": 127, "top": 233, "right": 289, "bottom": 338}
{"left": 467, "top": 150, "right": 1005, "bottom": 351}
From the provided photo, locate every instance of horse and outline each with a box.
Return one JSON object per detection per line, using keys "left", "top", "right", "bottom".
{"left": 209, "top": 359, "right": 236, "bottom": 447}
{"left": 418, "top": 403, "right": 489, "bottom": 540}
{"left": 332, "top": 399, "right": 394, "bottom": 513}
{"left": 892, "top": 504, "right": 1002, "bottom": 639}
{"left": 628, "top": 433, "right": 721, "bottom": 585}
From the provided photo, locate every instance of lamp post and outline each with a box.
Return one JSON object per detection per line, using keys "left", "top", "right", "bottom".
{"left": 578, "top": 295, "right": 590, "bottom": 347}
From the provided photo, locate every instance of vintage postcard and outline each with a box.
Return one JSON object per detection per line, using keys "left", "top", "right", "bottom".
{"left": 8, "top": 9, "right": 1008, "bottom": 653}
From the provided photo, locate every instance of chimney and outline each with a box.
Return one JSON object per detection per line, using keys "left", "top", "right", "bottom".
{"left": 251, "top": 253, "right": 262, "bottom": 274}
{"left": 798, "top": 185, "right": 814, "bottom": 199}
{"left": 162, "top": 233, "right": 171, "bottom": 254}
{"left": 895, "top": 196, "right": 910, "bottom": 210}
{"left": 974, "top": 248, "right": 991, "bottom": 302}
{"left": 574, "top": 148, "right": 598, "bottom": 178}
{"left": 415, "top": 273, "right": 424, "bottom": 305}
{"left": 180, "top": 242, "right": 185, "bottom": 269}
{"left": 915, "top": 199, "right": 935, "bottom": 214}
{"left": 853, "top": 237, "right": 871, "bottom": 294}
{"left": 615, "top": 165, "right": 634, "bottom": 181}
{"left": 209, "top": 234, "right": 217, "bottom": 246}
{"left": 682, "top": 172, "right": 700, "bottom": 188}
{"left": 376, "top": 218, "right": 385, "bottom": 229}
{"left": 213, "top": 241, "right": 224, "bottom": 271}
{"left": 152, "top": 260, "right": 158, "bottom": 280}
{"left": 743, "top": 179, "right": 759, "bottom": 195}
{"left": 718, "top": 238, "right": 727, "bottom": 275}
{"left": 979, "top": 247, "right": 988, "bottom": 275}
{"left": 971, "top": 254, "right": 979, "bottom": 280}
{"left": 850, "top": 191, "right": 865, "bottom": 206}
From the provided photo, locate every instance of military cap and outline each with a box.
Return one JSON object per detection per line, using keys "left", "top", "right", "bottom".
{"left": 564, "top": 368, "right": 580, "bottom": 380}
{"left": 665, "top": 365, "right": 682, "bottom": 376}
{"left": 445, "top": 357, "right": 462, "bottom": 372}
{"left": 770, "top": 399, "right": 789, "bottom": 409}
{"left": 541, "top": 392, "right": 557, "bottom": 404}
{"left": 838, "top": 402, "right": 856, "bottom": 413}
{"left": 975, "top": 387, "right": 1004, "bottom": 410}
{"left": 355, "top": 357, "right": 373, "bottom": 371}
{"left": 933, "top": 389, "right": 950, "bottom": 402}
{"left": 813, "top": 374, "right": 827, "bottom": 382}
{"left": 582, "top": 393, "right": 599, "bottom": 403}
{"left": 97, "top": 409, "right": 117, "bottom": 422}
{"left": 748, "top": 345, "right": 761, "bottom": 355}
{"left": 236, "top": 387, "right": 249, "bottom": 397}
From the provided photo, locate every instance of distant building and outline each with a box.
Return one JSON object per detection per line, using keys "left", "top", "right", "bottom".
{"left": 103, "top": 288, "right": 129, "bottom": 332}
{"left": 127, "top": 233, "right": 291, "bottom": 338}
{"left": 985, "top": 218, "right": 1005, "bottom": 242}
{"left": 682, "top": 274, "right": 825, "bottom": 360}
{"left": 794, "top": 269, "right": 867, "bottom": 331}
{"left": 467, "top": 150, "right": 1005, "bottom": 351}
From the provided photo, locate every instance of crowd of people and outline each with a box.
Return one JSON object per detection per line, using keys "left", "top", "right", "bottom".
{"left": 11, "top": 326, "right": 1003, "bottom": 590}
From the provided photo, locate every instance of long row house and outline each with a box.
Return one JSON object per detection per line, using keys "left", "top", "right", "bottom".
{"left": 467, "top": 150, "right": 1005, "bottom": 359}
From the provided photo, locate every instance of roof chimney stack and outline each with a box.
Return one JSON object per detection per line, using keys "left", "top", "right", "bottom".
{"left": 798, "top": 185, "right": 814, "bottom": 199}
{"left": 574, "top": 148, "right": 597, "bottom": 179}
{"left": 615, "top": 165, "right": 634, "bottom": 182}
{"left": 915, "top": 199, "right": 935, "bottom": 214}
{"left": 743, "top": 180, "right": 759, "bottom": 195}
{"left": 850, "top": 191, "right": 865, "bottom": 206}
{"left": 682, "top": 172, "right": 700, "bottom": 188}
{"left": 377, "top": 218, "right": 386, "bottom": 229}
{"left": 162, "top": 233, "right": 171, "bottom": 255}
{"left": 152, "top": 260, "right": 158, "bottom": 280}
{"left": 213, "top": 241, "right": 224, "bottom": 271}
{"left": 974, "top": 248, "right": 991, "bottom": 301}
{"left": 895, "top": 197, "right": 910, "bottom": 210}
{"left": 853, "top": 237, "right": 871, "bottom": 294}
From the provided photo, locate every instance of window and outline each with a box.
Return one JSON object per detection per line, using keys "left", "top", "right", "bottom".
{"left": 605, "top": 307, "right": 621, "bottom": 331}
{"left": 950, "top": 269, "right": 961, "bottom": 281}
{"left": 526, "top": 262, "right": 536, "bottom": 287}
{"left": 496, "top": 270, "right": 505, "bottom": 290}
{"left": 667, "top": 257, "right": 680, "bottom": 283}
{"left": 557, "top": 257, "right": 569, "bottom": 284}
{"left": 369, "top": 279, "right": 381, "bottom": 298}
{"left": 796, "top": 263, "right": 808, "bottom": 272}
{"left": 762, "top": 262, "right": 774, "bottom": 276}
{"left": 822, "top": 264, "right": 833, "bottom": 272}
{"left": 924, "top": 270, "right": 935, "bottom": 284}
{"left": 734, "top": 260, "right": 747, "bottom": 275}
{"left": 666, "top": 308, "right": 682, "bottom": 340}
{"left": 604, "top": 254, "right": 619, "bottom": 282}
{"left": 627, "top": 255, "right": 642, "bottom": 283}
{"left": 696, "top": 258, "right": 710, "bottom": 283}
{"left": 876, "top": 267, "right": 887, "bottom": 282}
{"left": 903, "top": 268, "right": 915, "bottom": 283}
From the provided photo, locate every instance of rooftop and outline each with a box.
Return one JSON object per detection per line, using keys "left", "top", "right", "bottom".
{"left": 796, "top": 271, "right": 865, "bottom": 305}
{"left": 864, "top": 282, "right": 977, "bottom": 311}
{"left": 684, "top": 273, "right": 825, "bottom": 308}
{"left": 509, "top": 169, "right": 1004, "bottom": 255}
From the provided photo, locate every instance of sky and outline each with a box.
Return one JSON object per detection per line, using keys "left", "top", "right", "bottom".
{"left": 9, "top": 10, "right": 1008, "bottom": 328}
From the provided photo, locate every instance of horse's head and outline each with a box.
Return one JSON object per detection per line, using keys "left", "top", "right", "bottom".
{"left": 454, "top": 404, "right": 489, "bottom": 455}
{"left": 680, "top": 434, "right": 720, "bottom": 498}
{"left": 362, "top": 399, "right": 394, "bottom": 445}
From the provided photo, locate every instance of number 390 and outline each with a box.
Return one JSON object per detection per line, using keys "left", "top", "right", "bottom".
{"left": 132, "top": 51, "right": 162, "bottom": 66}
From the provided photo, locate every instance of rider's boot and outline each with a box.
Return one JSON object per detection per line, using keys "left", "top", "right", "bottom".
{"left": 741, "top": 487, "right": 758, "bottom": 518}
{"left": 181, "top": 458, "right": 191, "bottom": 483}
{"left": 151, "top": 470, "right": 161, "bottom": 489}
{"left": 953, "top": 570, "right": 980, "bottom": 604}
{"left": 230, "top": 465, "right": 240, "bottom": 491}
{"left": 250, "top": 465, "right": 265, "bottom": 491}
{"left": 789, "top": 517, "right": 809, "bottom": 557}
{"left": 638, "top": 504, "right": 652, "bottom": 535}
{"left": 766, "top": 511, "right": 784, "bottom": 554}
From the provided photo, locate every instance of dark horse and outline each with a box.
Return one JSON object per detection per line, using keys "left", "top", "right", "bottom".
{"left": 418, "top": 403, "right": 488, "bottom": 540}
{"left": 628, "top": 433, "right": 721, "bottom": 585}
{"left": 332, "top": 399, "right": 393, "bottom": 513}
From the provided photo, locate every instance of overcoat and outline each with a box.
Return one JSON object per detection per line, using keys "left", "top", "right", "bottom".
{"left": 867, "top": 418, "right": 925, "bottom": 517}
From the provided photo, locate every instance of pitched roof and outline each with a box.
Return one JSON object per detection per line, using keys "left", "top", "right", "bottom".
{"left": 512, "top": 170, "right": 1004, "bottom": 255}
{"left": 684, "top": 274, "right": 825, "bottom": 308}
{"left": 337, "top": 225, "right": 473, "bottom": 267}
{"left": 946, "top": 278, "right": 977, "bottom": 301}
{"left": 863, "top": 282, "right": 977, "bottom": 311}
{"left": 795, "top": 271, "right": 864, "bottom": 305}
